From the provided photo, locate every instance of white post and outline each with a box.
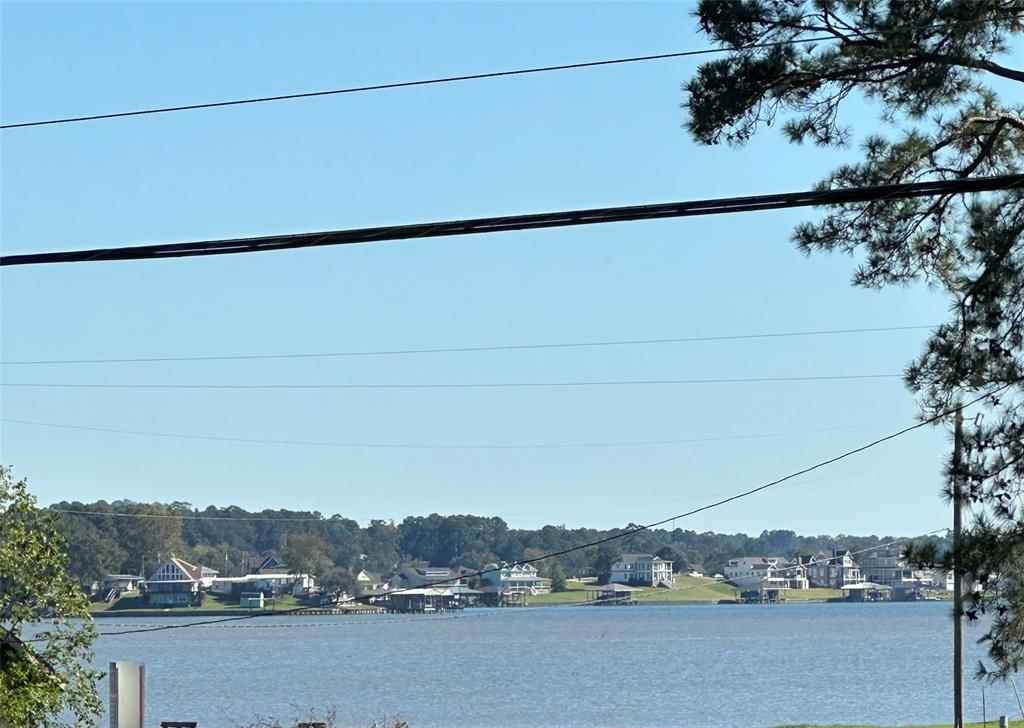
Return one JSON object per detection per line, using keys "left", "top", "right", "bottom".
{"left": 109, "top": 661, "right": 144, "bottom": 728}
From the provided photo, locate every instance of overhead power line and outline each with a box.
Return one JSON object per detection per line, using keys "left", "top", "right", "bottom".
{"left": 13, "top": 416, "right": 904, "bottom": 453}
{"left": 74, "top": 382, "right": 1014, "bottom": 637}
{"left": 84, "top": 530, "right": 947, "bottom": 633}
{"left": 5, "top": 15, "right": 1014, "bottom": 132}
{"left": 0, "top": 324, "right": 934, "bottom": 366}
{"left": 4, "top": 174, "right": 1019, "bottom": 266}
{"left": 1, "top": 37, "right": 843, "bottom": 130}
{"left": 0, "top": 373, "right": 903, "bottom": 391}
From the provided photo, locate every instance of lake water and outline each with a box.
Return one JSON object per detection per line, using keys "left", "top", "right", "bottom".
{"left": 87, "top": 602, "right": 1023, "bottom": 728}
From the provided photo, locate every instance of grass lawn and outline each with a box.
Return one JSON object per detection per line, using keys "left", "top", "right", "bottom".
{"left": 525, "top": 580, "right": 593, "bottom": 605}
{"left": 526, "top": 575, "right": 740, "bottom": 606}
{"left": 90, "top": 592, "right": 310, "bottom": 613}
{"left": 782, "top": 587, "right": 845, "bottom": 601}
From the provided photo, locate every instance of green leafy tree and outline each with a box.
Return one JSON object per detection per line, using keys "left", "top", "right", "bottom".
{"left": 548, "top": 561, "right": 568, "bottom": 592}
{"left": 116, "top": 503, "right": 186, "bottom": 575}
{"left": 655, "top": 546, "right": 685, "bottom": 573}
{"left": 283, "top": 532, "right": 335, "bottom": 578}
{"left": 60, "top": 515, "right": 128, "bottom": 587}
{"left": 591, "top": 544, "right": 620, "bottom": 585}
{"left": 1, "top": 466, "right": 102, "bottom": 726}
{"left": 684, "top": 0, "right": 1023, "bottom": 678}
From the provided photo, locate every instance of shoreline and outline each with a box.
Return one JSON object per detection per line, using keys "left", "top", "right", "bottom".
{"left": 90, "top": 598, "right": 951, "bottom": 617}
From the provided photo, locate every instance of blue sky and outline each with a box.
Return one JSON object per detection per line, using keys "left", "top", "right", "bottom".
{"left": 1, "top": 2, "right": 965, "bottom": 537}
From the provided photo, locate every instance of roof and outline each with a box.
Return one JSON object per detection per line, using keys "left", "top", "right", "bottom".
{"left": 617, "top": 553, "right": 665, "bottom": 562}
{"left": 389, "top": 587, "right": 454, "bottom": 596}
{"left": 171, "top": 557, "right": 201, "bottom": 581}
{"left": 104, "top": 574, "right": 142, "bottom": 580}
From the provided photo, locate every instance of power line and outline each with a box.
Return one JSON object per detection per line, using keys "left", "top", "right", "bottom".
{"left": 6, "top": 14, "right": 1015, "bottom": 132}
{"left": 0, "top": 373, "right": 903, "bottom": 391}
{"left": 74, "top": 382, "right": 1014, "bottom": 637}
{"left": 1, "top": 37, "right": 843, "bottom": 131}
{"left": 90, "top": 531, "right": 948, "bottom": 631}
{"left": 0, "top": 325, "right": 934, "bottom": 366}
{"left": 3, "top": 175, "right": 1020, "bottom": 266}
{"left": 7, "top": 416, "right": 904, "bottom": 452}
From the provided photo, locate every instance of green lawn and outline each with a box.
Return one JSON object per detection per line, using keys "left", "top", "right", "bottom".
{"left": 526, "top": 575, "right": 740, "bottom": 606}
{"left": 782, "top": 587, "right": 845, "bottom": 601}
{"left": 90, "top": 592, "right": 309, "bottom": 613}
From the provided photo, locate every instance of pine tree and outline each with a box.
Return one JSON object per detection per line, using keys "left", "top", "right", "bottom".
{"left": 684, "top": 0, "right": 1023, "bottom": 678}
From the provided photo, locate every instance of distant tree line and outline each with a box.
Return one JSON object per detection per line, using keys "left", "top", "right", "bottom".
{"left": 51, "top": 500, "right": 949, "bottom": 591}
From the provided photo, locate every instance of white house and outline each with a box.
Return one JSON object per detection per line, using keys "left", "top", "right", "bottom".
{"left": 724, "top": 556, "right": 808, "bottom": 590}
{"left": 610, "top": 554, "right": 673, "bottom": 587}
{"left": 210, "top": 572, "right": 316, "bottom": 598}
{"left": 479, "top": 562, "right": 552, "bottom": 594}
{"left": 144, "top": 557, "right": 213, "bottom": 607}
{"left": 354, "top": 569, "right": 389, "bottom": 598}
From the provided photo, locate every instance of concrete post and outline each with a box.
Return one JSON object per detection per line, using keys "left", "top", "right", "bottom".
{"left": 109, "top": 661, "right": 144, "bottom": 728}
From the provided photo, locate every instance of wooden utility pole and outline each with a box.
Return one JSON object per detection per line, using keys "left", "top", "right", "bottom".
{"left": 953, "top": 405, "right": 965, "bottom": 728}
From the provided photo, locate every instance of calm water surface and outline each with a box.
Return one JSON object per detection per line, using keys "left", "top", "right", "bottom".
{"left": 88, "top": 602, "right": 1021, "bottom": 727}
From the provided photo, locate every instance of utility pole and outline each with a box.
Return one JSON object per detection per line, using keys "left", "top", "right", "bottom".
{"left": 953, "top": 405, "right": 965, "bottom": 728}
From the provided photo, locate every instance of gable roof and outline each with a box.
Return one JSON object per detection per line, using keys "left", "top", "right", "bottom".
{"left": 147, "top": 557, "right": 202, "bottom": 582}
{"left": 356, "top": 569, "right": 382, "bottom": 582}
{"left": 172, "top": 557, "right": 202, "bottom": 580}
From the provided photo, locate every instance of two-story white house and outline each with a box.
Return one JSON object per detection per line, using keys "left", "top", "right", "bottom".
{"left": 610, "top": 553, "right": 673, "bottom": 587}
{"left": 724, "top": 556, "right": 808, "bottom": 590}
{"left": 479, "top": 562, "right": 552, "bottom": 594}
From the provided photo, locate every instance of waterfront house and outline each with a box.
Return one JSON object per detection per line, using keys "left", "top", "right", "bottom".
{"left": 724, "top": 557, "right": 808, "bottom": 590}
{"left": 610, "top": 553, "right": 673, "bottom": 587}
{"left": 144, "top": 557, "right": 211, "bottom": 607}
{"left": 354, "top": 569, "right": 389, "bottom": 599}
{"left": 807, "top": 550, "right": 862, "bottom": 588}
{"left": 245, "top": 554, "right": 290, "bottom": 576}
{"left": 387, "top": 587, "right": 461, "bottom": 612}
{"left": 101, "top": 574, "right": 143, "bottom": 592}
{"left": 389, "top": 565, "right": 467, "bottom": 589}
{"left": 479, "top": 562, "right": 552, "bottom": 594}
{"left": 858, "top": 546, "right": 947, "bottom": 595}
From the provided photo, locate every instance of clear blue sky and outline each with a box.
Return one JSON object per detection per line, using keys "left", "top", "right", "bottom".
{"left": 2, "top": 2, "right": 961, "bottom": 538}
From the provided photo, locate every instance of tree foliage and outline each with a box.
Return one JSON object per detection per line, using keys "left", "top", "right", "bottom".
{"left": 50, "top": 500, "right": 934, "bottom": 599}
{"left": 685, "top": 0, "right": 1024, "bottom": 678}
{"left": 0, "top": 466, "right": 101, "bottom": 727}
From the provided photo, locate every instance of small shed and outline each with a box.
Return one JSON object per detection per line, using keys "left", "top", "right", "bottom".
{"left": 842, "top": 582, "right": 892, "bottom": 602}
{"left": 240, "top": 592, "right": 265, "bottom": 609}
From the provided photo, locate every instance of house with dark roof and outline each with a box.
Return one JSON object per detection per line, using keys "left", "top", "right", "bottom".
{"left": 807, "top": 549, "right": 862, "bottom": 588}
{"left": 144, "top": 557, "right": 218, "bottom": 607}
{"left": 245, "top": 554, "right": 290, "bottom": 576}
{"left": 354, "top": 569, "right": 389, "bottom": 598}
{"left": 479, "top": 562, "right": 552, "bottom": 594}
{"left": 610, "top": 553, "right": 673, "bottom": 587}
{"left": 389, "top": 566, "right": 467, "bottom": 589}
